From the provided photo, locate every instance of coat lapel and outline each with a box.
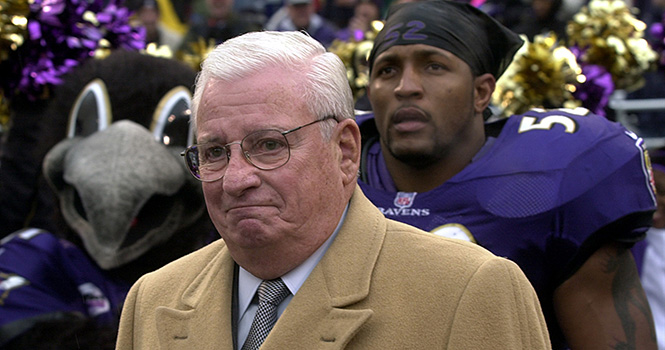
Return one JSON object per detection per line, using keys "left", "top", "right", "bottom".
{"left": 153, "top": 187, "right": 386, "bottom": 349}
{"left": 154, "top": 240, "right": 237, "bottom": 350}
{"left": 262, "top": 187, "right": 386, "bottom": 349}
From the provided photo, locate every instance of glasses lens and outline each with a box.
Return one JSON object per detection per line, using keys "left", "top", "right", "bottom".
{"left": 242, "top": 130, "right": 290, "bottom": 170}
{"left": 186, "top": 144, "right": 229, "bottom": 181}
{"left": 184, "top": 146, "right": 203, "bottom": 180}
{"left": 183, "top": 129, "right": 293, "bottom": 181}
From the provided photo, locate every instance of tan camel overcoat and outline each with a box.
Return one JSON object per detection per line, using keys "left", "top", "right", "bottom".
{"left": 116, "top": 187, "right": 550, "bottom": 349}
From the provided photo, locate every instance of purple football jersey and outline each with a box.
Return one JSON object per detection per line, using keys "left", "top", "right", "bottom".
{"left": 358, "top": 108, "right": 657, "bottom": 349}
{"left": 0, "top": 228, "right": 130, "bottom": 346}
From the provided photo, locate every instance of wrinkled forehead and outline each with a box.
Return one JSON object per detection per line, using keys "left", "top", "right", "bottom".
{"left": 196, "top": 76, "right": 310, "bottom": 139}
{"left": 201, "top": 77, "right": 299, "bottom": 110}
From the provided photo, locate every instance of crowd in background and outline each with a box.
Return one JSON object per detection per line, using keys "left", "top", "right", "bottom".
{"left": 131, "top": 0, "right": 578, "bottom": 53}
{"left": 129, "top": 0, "right": 665, "bottom": 125}
{"left": 131, "top": 0, "right": 662, "bottom": 51}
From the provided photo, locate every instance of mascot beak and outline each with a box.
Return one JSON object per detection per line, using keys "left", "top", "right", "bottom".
{"left": 43, "top": 120, "right": 204, "bottom": 269}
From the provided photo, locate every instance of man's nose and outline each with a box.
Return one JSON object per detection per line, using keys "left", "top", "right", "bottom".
{"left": 395, "top": 65, "right": 424, "bottom": 99}
{"left": 221, "top": 144, "right": 260, "bottom": 196}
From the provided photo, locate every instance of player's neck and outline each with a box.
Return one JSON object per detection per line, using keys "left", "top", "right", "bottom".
{"left": 386, "top": 158, "right": 464, "bottom": 193}
{"left": 383, "top": 133, "right": 485, "bottom": 193}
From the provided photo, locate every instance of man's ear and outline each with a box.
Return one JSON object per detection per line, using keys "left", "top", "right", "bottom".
{"left": 335, "top": 118, "right": 361, "bottom": 186}
{"left": 474, "top": 73, "right": 495, "bottom": 114}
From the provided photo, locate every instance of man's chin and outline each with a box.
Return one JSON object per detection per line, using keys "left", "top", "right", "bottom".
{"left": 391, "top": 149, "right": 439, "bottom": 168}
{"left": 382, "top": 137, "right": 440, "bottom": 167}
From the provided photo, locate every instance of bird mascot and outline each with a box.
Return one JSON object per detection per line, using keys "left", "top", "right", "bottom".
{"left": 0, "top": 49, "right": 217, "bottom": 349}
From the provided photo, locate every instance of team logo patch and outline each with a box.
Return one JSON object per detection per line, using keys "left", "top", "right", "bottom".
{"left": 0, "top": 272, "right": 29, "bottom": 306}
{"left": 645, "top": 149, "right": 657, "bottom": 196}
{"left": 78, "top": 282, "right": 110, "bottom": 316}
{"left": 430, "top": 224, "right": 477, "bottom": 243}
{"left": 394, "top": 192, "right": 417, "bottom": 209}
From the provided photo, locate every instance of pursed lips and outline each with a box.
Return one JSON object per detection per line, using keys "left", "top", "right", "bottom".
{"left": 224, "top": 202, "right": 277, "bottom": 216}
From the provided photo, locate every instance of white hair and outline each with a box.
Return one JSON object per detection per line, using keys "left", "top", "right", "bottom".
{"left": 191, "top": 31, "right": 355, "bottom": 138}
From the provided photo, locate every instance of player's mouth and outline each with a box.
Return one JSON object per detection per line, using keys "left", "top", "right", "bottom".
{"left": 391, "top": 107, "right": 429, "bottom": 133}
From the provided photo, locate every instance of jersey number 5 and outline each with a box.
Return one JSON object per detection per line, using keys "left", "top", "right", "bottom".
{"left": 518, "top": 115, "right": 579, "bottom": 134}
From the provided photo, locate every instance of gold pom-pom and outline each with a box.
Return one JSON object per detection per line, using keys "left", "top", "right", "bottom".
{"left": 176, "top": 37, "right": 215, "bottom": 72}
{"left": 142, "top": 42, "right": 174, "bottom": 59}
{"left": 0, "top": 0, "right": 30, "bottom": 62}
{"left": 328, "top": 20, "right": 383, "bottom": 102}
{"left": 566, "top": 0, "right": 657, "bottom": 92}
{"left": 493, "top": 34, "right": 583, "bottom": 117}
{"left": 0, "top": 0, "right": 30, "bottom": 129}
{"left": 0, "top": 93, "right": 9, "bottom": 130}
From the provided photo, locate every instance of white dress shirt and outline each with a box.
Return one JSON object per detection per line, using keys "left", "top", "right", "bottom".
{"left": 236, "top": 205, "right": 348, "bottom": 348}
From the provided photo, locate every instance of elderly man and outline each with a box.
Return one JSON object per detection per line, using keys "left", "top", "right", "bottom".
{"left": 116, "top": 30, "right": 550, "bottom": 349}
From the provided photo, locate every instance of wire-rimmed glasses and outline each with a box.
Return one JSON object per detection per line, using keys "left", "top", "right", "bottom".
{"left": 181, "top": 116, "right": 337, "bottom": 182}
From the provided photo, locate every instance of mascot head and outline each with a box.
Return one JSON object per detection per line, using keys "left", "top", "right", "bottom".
{"left": 40, "top": 49, "right": 215, "bottom": 273}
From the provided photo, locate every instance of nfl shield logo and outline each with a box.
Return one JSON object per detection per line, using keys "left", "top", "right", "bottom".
{"left": 394, "top": 192, "right": 417, "bottom": 208}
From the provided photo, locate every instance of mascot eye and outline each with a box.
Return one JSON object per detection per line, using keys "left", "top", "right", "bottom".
{"left": 67, "top": 79, "right": 112, "bottom": 138}
{"left": 151, "top": 86, "right": 193, "bottom": 147}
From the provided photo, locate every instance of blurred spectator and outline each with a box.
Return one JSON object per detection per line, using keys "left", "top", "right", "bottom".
{"left": 179, "top": 0, "right": 263, "bottom": 54}
{"left": 265, "top": 0, "right": 338, "bottom": 48}
{"left": 320, "top": 0, "right": 357, "bottom": 29}
{"left": 478, "top": 0, "right": 529, "bottom": 31}
{"left": 560, "top": 0, "right": 585, "bottom": 17}
{"left": 336, "top": 0, "right": 380, "bottom": 41}
{"left": 621, "top": 0, "right": 665, "bottom": 142}
{"left": 512, "top": 0, "right": 571, "bottom": 40}
{"left": 135, "top": 0, "right": 184, "bottom": 52}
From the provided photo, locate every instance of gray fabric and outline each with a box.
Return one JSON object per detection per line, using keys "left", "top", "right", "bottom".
{"left": 43, "top": 120, "right": 204, "bottom": 269}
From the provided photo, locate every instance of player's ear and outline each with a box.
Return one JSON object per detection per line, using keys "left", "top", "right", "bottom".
{"left": 473, "top": 73, "right": 495, "bottom": 114}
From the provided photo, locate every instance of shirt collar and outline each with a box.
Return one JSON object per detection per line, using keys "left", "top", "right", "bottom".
{"left": 237, "top": 203, "right": 349, "bottom": 316}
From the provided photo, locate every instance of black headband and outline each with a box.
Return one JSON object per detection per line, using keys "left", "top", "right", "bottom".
{"left": 368, "top": 0, "right": 523, "bottom": 79}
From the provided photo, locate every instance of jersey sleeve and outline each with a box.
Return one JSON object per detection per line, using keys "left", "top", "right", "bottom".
{"left": 0, "top": 228, "right": 125, "bottom": 346}
{"left": 487, "top": 108, "right": 657, "bottom": 281}
{"left": 553, "top": 122, "right": 655, "bottom": 281}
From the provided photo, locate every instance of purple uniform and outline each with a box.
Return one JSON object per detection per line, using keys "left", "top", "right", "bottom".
{"left": 358, "top": 108, "right": 657, "bottom": 349}
{"left": 0, "top": 228, "right": 130, "bottom": 346}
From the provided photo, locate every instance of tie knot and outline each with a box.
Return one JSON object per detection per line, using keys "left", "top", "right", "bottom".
{"left": 257, "top": 278, "right": 290, "bottom": 306}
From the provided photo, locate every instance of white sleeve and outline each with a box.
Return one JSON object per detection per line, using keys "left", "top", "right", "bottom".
{"left": 642, "top": 227, "right": 665, "bottom": 350}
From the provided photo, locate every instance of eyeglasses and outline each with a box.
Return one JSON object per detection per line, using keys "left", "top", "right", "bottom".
{"left": 181, "top": 116, "right": 337, "bottom": 182}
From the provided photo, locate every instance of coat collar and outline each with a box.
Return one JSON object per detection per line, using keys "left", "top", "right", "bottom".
{"left": 154, "top": 241, "right": 236, "bottom": 349}
{"left": 155, "top": 186, "right": 385, "bottom": 349}
{"left": 313, "top": 186, "right": 386, "bottom": 307}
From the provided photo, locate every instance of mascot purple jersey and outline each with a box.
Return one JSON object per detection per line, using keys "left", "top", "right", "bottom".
{"left": 0, "top": 228, "right": 129, "bottom": 345}
{"left": 358, "top": 107, "right": 657, "bottom": 348}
